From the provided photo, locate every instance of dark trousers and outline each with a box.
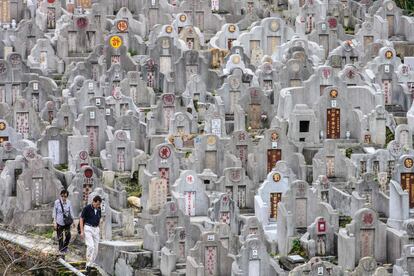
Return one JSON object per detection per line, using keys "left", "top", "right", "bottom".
{"left": 57, "top": 224, "right": 71, "bottom": 252}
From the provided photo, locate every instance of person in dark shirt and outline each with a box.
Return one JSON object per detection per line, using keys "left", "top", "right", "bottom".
{"left": 79, "top": 195, "right": 102, "bottom": 274}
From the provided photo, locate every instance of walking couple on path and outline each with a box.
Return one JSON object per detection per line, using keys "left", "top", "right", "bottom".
{"left": 53, "top": 190, "right": 102, "bottom": 275}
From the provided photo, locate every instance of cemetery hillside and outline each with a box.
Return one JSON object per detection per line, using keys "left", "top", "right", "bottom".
{"left": 1, "top": 0, "right": 414, "bottom": 275}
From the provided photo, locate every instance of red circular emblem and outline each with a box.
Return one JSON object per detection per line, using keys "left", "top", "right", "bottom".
{"left": 159, "top": 146, "right": 171, "bottom": 159}
{"left": 362, "top": 212, "right": 374, "bottom": 226}
{"left": 77, "top": 18, "right": 88, "bottom": 29}
{"left": 117, "top": 20, "right": 128, "bottom": 32}
{"left": 84, "top": 168, "right": 93, "bottom": 178}
{"left": 48, "top": 0, "right": 55, "bottom": 3}
{"left": 328, "top": 18, "right": 337, "bottom": 28}
{"left": 162, "top": 94, "right": 175, "bottom": 106}
{"left": 79, "top": 151, "right": 88, "bottom": 160}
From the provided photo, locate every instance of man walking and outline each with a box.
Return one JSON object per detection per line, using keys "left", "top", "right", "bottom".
{"left": 53, "top": 190, "right": 74, "bottom": 255}
{"left": 79, "top": 195, "right": 102, "bottom": 275}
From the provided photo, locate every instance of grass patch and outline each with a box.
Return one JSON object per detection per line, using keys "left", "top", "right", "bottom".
{"left": 289, "top": 239, "right": 307, "bottom": 258}
{"left": 345, "top": 148, "right": 353, "bottom": 158}
{"left": 55, "top": 163, "right": 68, "bottom": 171}
{"left": 339, "top": 216, "right": 352, "bottom": 228}
{"left": 119, "top": 174, "right": 142, "bottom": 197}
{"left": 384, "top": 127, "right": 394, "bottom": 148}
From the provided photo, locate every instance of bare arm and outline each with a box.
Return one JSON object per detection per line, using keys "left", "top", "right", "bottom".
{"left": 80, "top": 217, "right": 84, "bottom": 234}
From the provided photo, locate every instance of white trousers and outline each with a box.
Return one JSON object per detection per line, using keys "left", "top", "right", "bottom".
{"left": 84, "top": 225, "right": 100, "bottom": 267}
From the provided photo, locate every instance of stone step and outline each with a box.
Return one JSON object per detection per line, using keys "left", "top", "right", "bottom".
{"left": 175, "top": 262, "right": 186, "bottom": 270}
{"left": 172, "top": 269, "right": 186, "bottom": 276}
{"left": 395, "top": 116, "right": 407, "bottom": 125}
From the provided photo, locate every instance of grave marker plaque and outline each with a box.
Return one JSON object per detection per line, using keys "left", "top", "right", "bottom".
{"left": 360, "top": 229, "right": 375, "bottom": 257}
{"left": 267, "top": 149, "right": 281, "bottom": 173}
{"left": 86, "top": 126, "right": 98, "bottom": 156}
{"left": 327, "top": 108, "right": 340, "bottom": 139}
{"left": 205, "top": 246, "right": 217, "bottom": 276}
{"left": 48, "top": 140, "right": 60, "bottom": 165}
{"left": 16, "top": 112, "right": 29, "bottom": 139}
{"left": 295, "top": 198, "right": 307, "bottom": 227}
{"left": 184, "top": 191, "right": 196, "bottom": 216}
{"left": 401, "top": 173, "right": 414, "bottom": 208}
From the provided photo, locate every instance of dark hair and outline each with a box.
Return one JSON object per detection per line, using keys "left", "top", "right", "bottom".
{"left": 60, "top": 190, "right": 69, "bottom": 196}
{"left": 93, "top": 195, "right": 102, "bottom": 203}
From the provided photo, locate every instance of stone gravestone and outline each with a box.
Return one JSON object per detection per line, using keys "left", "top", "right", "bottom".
{"left": 338, "top": 208, "right": 387, "bottom": 270}
{"left": 171, "top": 170, "right": 209, "bottom": 217}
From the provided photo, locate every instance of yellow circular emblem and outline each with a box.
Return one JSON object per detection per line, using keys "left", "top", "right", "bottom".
{"left": 232, "top": 55, "right": 240, "bottom": 64}
{"left": 166, "top": 25, "right": 173, "bottom": 33}
{"left": 110, "top": 36, "right": 122, "bottom": 49}
{"left": 385, "top": 50, "right": 393, "bottom": 60}
{"left": 330, "top": 89, "right": 338, "bottom": 98}
{"left": 405, "top": 158, "right": 414, "bottom": 169}
{"left": 180, "top": 14, "right": 187, "bottom": 22}
{"left": 207, "top": 136, "right": 216, "bottom": 145}
{"left": 273, "top": 173, "right": 281, "bottom": 182}
{"left": 0, "top": 122, "right": 6, "bottom": 131}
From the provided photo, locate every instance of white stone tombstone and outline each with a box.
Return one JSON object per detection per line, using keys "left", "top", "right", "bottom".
{"left": 211, "top": 119, "right": 221, "bottom": 137}
{"left": 48, "top": 140, "right": 60, "bottom": 165}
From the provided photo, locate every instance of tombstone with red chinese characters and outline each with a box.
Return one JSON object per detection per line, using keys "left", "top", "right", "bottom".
{"left": 209, "top": 193, "right": 239, "bottom": 235}
{"left": 36, "top": 0, "right": 63, "bottom": 31}
{"left": 56, "top": 11, "right": 104, "bottom": 64}
{"left": 277, "top": 180, "right": 321, "bottom": 255}
{"left": 74, "top": 106, "right": 108, "bottom": 157}
{"left": 303, "top": 217, "right": 335, "bottom": 257}
{"left": 254, "top": 163, "right": 293, "bottom": 244}
{"left": 338, "top": 208, "right": 387, "bottom": 270}
{"left": 13, "top": 98, "right": 44, "bottom": 141}
{"left": 252, "top": 128, "right": 296, "bottom": 182}
{"left": 7, "top": 148, "right": 64, "bottom": 230}
{"left": 160, "top": 226, "right": 191, "bottom": 275}
{"left": 312, "top": 140, "right": 354, "bottom": 181}
{"left": 114, "top": 111, "right": 147, "bottom": 150}
{"left": 186, "top": 231, "right": 233, "bottom": 276}
{"left": 113, "top": 7, "right": 147, "bottom": 50}
{"left": 105, "top": 86, "right": 140, "bottom": 118}
{"left": 171, "top": 170, "right": 209, "bottom": 217}
{"left": 100, "top": 130, "right": 142, "bottom": 172}
{"left": 169, "top": 111, "right": 197, "bottom": 138}
{"left": 217, "top": 167, "right": 254, "bottom": 210}
{"left": 67, "top": 165, "right": 102, "bottom": 217}
{"left": 27, "top": 38, "right": 63, "bottom": 74}
{"left": 144, "top": 143, "right": 180, "bottom": 194}
{"left": 239, "top": 87, "right": 273, "bottom": 131}
{"left": 0, "top": 119, "right": 22, "bottom": 145}
{"left": 120, "top": 71, "right": 156, "bottom": 108}
{"left": 307, "top": 17, "right": 343, "bottom": 60}
{"left": 143, "top": 201, "right": 191, "bottom": 256}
